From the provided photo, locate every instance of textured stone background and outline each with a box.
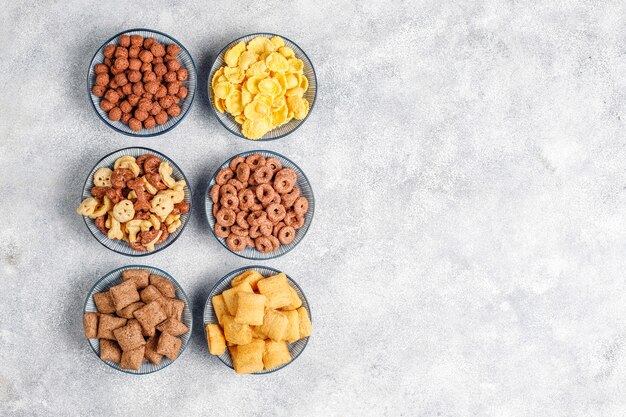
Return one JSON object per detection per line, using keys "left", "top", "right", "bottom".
{"left": 1, "top": 0, "right": 626, "bottom": 416}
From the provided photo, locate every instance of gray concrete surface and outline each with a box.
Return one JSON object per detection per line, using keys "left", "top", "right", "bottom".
{"left": 1, "top": 1, "right": 626, "bottom": 416}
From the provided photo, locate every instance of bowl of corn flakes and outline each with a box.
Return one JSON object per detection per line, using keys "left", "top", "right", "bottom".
{"left": 208, "top": 33, "right": 317, "bottom": 141}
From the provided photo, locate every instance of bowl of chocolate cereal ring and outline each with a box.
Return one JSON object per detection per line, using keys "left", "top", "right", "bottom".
{"left": 77, "top": 147, "right": 192, "bottom": 256}
{"left": 205, "top": 150, "right": 314, "bottom": 260}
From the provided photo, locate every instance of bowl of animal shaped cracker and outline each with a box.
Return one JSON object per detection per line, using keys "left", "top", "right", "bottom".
{"left": 77, "top": 147, "right": 191, "bottom": 256}
{"left": 208, "top": 33, "right": 317, "bottom": 140}
{"left": 203, "top": 266, "right": 312, "bottom": 374}
{"left": 83, "top": 266, "right": 192, "bottom": 374}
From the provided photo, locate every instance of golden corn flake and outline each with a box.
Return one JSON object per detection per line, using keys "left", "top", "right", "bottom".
{"left": 212, "top": 35, "right": 310, "bottom": 139}
{"left": 225, "top": 41, "right": 246, "bottom": 67}
{"left": 265, "top": 52, "right": 289, "bottom": 73}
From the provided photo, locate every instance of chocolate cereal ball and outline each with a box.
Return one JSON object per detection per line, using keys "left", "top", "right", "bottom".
{"left": 140, "top": 62, "right": 152, "bottom": 73}
{"left": 143, "top": 116, "right": 156, "bottom": 129}
{"left": 129, "top": 58, "right": 141, "bottom": 71}
{"left": 132, "top": 82, "right": 144, "bottom": 96}
{"left": 167, "top": 104, "right": 181, "bottom": 117}
{"left": 100, "top": 99, "right": 114, "bottom": 112}
{"left": 119, "top": 100, "right": 132, "bottom": 113}
{"left": 128, "top": 118, "right": 142, "bottom": 131}
{"left": 121, "top": 112, "right": 131, "bottom": 124}
{"left": 134, "top": 108, "right": 149, "bottom": 122}
{"left": 104, "top": 44, "right": 116, "bottom": 58}
{"left": 127, "top": 94, "right": 140, "bottom": 106}
{"left": 153, "top": 63, "right": 167, "bottom": 77}
{"left": 177, "top": 68, "right": 188, "bottom": 81}
{"left": 167, "top": 82, "right": 179, "bottom": 95}
{"left": 108, "top": 107, "right": 122, "bottom": 121}
{"left": 149, "top": 102, "right": 162, "bottom": 116}
{"left": 127, "top": 70, "right": 141, "bottom": 83}
{"left": 130, "top": 35, "right": 143, "bottom": 47}
{"left": 114, "top": 73, "right": 128, "bottom": 86}
{"left": 155, "top": 84, "right": 167, "bottom": 99}
{"left": 143, "top": 71, "right": 157, "bottom": 83}
{"left": 137, "top": 98, "right": 152, "bottom": 112}
{"left": 166, "top": 59, "right": 181, "bottom": 72}
{"left": 177, "top": 86, "right": 188, "bottom": 99}
{"left": 163, "top": 71, "right": 177, "bottom": 83}
{"left": 94, "top": 64, "right": 108, "bottom": 74}
{"left": 119, "top": 35, "right": 131, "bottom": 48}
{"left": 114, "top": 58, "right": 129, "bottom": 71}
{"left": 121, "top": 83, "right": 133, "bottom": 95}
{"left": 92, "top": 85, "right": 106, "bottom": 97}
{"left": 114, "top": 47, "right": 128, "bottom": 59}
{"left": 95, "top": 73, "right": 109, "bottom": 86}
{"left": 155, "top": 111, "right": 168, "bottom": 125}
{"left": 104, "top": 89, "right": 120, "bottom": 104}
{"left": 144, "top": 81, "right": 159, "bottom": 94}
{"left": 129, "top": 46, "right": 140, "bottom": 59}
{"left": 159, "top": 95, "right": 174, "bottom": 109}
{"left": 143, "top": 37, "right": 156, "bottom": 49}
{"left": 150, "top": 43, "right": 166, "bottom": 57}
{"left": 166, "top": 44, "right": 180, "bottom": 56}
{"left": 139, "top": 50, "right": 153, "bottom": 63}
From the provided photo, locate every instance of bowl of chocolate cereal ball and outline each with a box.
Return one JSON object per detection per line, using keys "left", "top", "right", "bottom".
{"left": 87, "top": 28, "right": 197, "bottom": 137}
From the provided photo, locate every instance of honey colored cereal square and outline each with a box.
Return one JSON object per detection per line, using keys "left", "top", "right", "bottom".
{"left": 234, "top": 292, "right": 266, "bottom": 326}
{"left": 222, "top": 281, "right": 253, "bottom": 316}
{"left": 263, "top": 340, "right": 291, "bottom": 370}
{"left": 205, "top": 323, "right": 226, "bottom": 355}
{"left": 257, "top": 273, "right": 292, "bottom": 309}
{"left": 259, "top": 309, "right": 288, "bottom": 342}
{"left": 230, "top": 339, "right": 265, "bottom": 374}
{"left": 222, "top": 314, "right": 252, "bottom": 346}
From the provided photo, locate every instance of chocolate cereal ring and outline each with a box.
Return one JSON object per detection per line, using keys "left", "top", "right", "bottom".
{"left": 227, "top": 179, "right": 245, "bottom": 191}
{"left": 250, "top": 203, "right": 263, "bottom": 212}
{"left": 249, "top": 225, "right": 261, "bottom": 239}
{"left": 268, "top": 235, "right": 280, "bottom": 251}
{"left": 255, "top": 184, "right": 275, "bottom": 205}
{"left": 254, "top": 236, "right": 273, "bottom": 253}
{"left": 238, "top": 188, "right": 255, "bottom": 210}
{"left": 273, "top": 174, "right": 295, "bottom": 194}
{"left": 215, "top": 223, "right": 230, "bottom": 238}
{"left": 216, "top": 168, "right": 234, "bottom": 185}
{"left": 245, "top": 154, "right": 266, "bottom": 171}
{"left": 292, "top": 215, "right": 305, "bottom": 229}
{"left": 213, "top": 203, "right": 220, "bottom": 217}
{"left": 219, "top": 183, "right": 237, "bottom": 197}
{"left": 220, "top": 194, "right": 239, "bottom": 210}
{"left": 246, "top": 236, "right": 255, "bottom": 247}
{"left": 266, "top": 203, "right": 286, "bottom": 223}
{"left": 280, "top": 187, "right": 300, "bottom": 208}
{"left": 236, "top": 211, "right": 250, "bottom": 229}
{"left": 230, "top": 225, "right": 249, "bottom": 237}
{"left": 236, "top": 162, "right": 251, "bottom": 182}
{"left": 259, "top": 221, "right": 273, "bottom": 237}
{"left": 253, "top": 166, "right": 273, "bottom": 184}
{"left": 216, "top": 208, "right": 236, "bottom": 227}
{"left": 229, "top": 156, "right": 245, "bottom": 171}
{"left": 155, "top": 224, "right": 169, "bottom": 244}
{"left": 272, "top": 221, "right": 286, "bottom": 238}
{"left": 278, "top": 226, "right": 296, "bottom": 244}
{"left": 284, "top": 210, "right": 298, "bottom": 227}
{"left": 293, "top": 197, "right": 309, "bottom": 216}
{"left": 210, "top": 185, "right": 220, "bottom": 204}
{"left": 264, "top": 193, "right": 281, "bottom": 207}
{"left": 276, "top": 168, "right": 297, "bottom": 181}
{"left": 110, "top": 168, "right": 134, "bottom": 189}
{"left": 226, "top": 234, "right": 247, "bottom": 252}
{"left": 265, "top": 157, "right": 282, "bottom": 175}
{"left": 247, "top": 211, "right": 267, "bottom": 227}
